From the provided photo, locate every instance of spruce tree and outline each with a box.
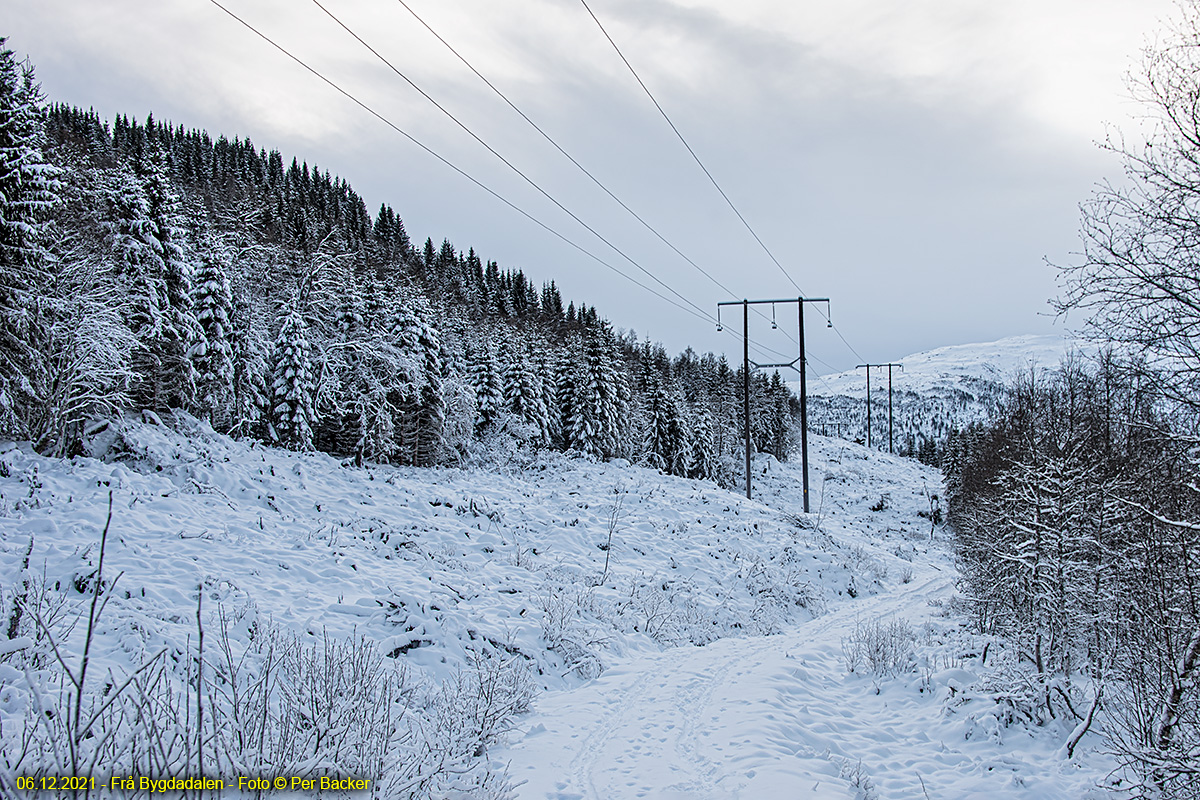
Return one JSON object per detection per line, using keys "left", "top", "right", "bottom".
{"left": 107, "top": 166, "right": 168, "bottom": 409}
{"left": 412, "top": 305, "right": 445, "bottom": 466}
{"left": 0, "top": 39, "right": 59, "bottom": 438}
{"left": 141, "top": 140, "right": 202, "bottom": 410}
{"left": 568, "top": 326, "right": 625, "bottom": 459}
{"left": 644, "top": 378, "right": 672, "bottom": 470}
{"left": 551, "top": 347, "right": 577, "bottom": 448}
{"left": 270, "top": 308, "right": 315, "bottom": 450}
{"left": 688, "top": 406, "right": 717, "bottom": 481}
{"left": 229, "top": 296, "right": 269, "bottom": 439}
{"left": 470, "top": 341, "right": 504, "bottom": 433}
{"left": 191, "top": 247, "right": 235, "bottom": 425}
{"left": 503, "top": 342, "right": 550, "bottom": 444}
{"left": 385, "top": 295, "right": 444, "bottom": 466}
{"left": 667, "top": 388, "right": 691, "bottom": 476}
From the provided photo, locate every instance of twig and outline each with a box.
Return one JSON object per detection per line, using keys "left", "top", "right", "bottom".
{"left": 196, "top": 586, "right": 206, "bottom": 796}
{"left": 1066, "top": 684, "right": 1103, "bottom": 759}
{"left": 72, "top": 490, "right": 113, "bottom": 772}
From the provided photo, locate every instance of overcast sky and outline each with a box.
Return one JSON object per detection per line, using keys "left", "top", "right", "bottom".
{"left": 1, "top": 0, "right": 1177, "bottom": 382}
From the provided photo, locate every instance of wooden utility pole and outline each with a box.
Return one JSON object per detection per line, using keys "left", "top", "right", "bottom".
{"left": 743, "top": 300, "right": 751, "bottom": 499}
{"left": 718, "top": 296, "right": 830, "bottom": 509}
{"left": 856, "top": 363, "right": 902, "bottom": 452}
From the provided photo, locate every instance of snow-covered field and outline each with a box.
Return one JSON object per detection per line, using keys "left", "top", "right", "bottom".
{"left": 811, "top": 334, "right": 1085, "bottom": 400}
{"left": 0, "top": 413, "right": 1117, "bottom": 798}
{"left": 806, "top": 334, "right": 1091, "bottom": 449}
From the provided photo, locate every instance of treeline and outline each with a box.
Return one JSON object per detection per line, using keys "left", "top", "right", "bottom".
{"left": 0, "top": 42, "right": 795, "bottom": 482}
{"left": 938, "top": 0, "right": 1200, "bottom": 789}
{"left": 943, "top": 355, "right": 1200, "bottom": 789}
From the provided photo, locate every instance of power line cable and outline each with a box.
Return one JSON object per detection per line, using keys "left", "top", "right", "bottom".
{"left": 309, "top": 0, "right": 722, "bottom": 326}
{"left": 207, "top": 0, "right": 797, "bottom": 364}
{"left": 579, "top": 0, "right": 805, "bottom": 294}
{"left": 205, "top": 0, "right": 716, "bottom": 328}
{"left": 808, "top": 351, "right": 838, "bottom": 374}
{"left": 578, "top": 0, "right": 881, "bottom": 361}
{"left": 831, "top": 324, "right": 867, "bottom": 365}
{"left": 390, "top": 0, "right": 799, "bottom": 347}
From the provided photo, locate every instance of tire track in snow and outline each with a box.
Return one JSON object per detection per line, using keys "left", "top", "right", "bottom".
{"left": 504, "top": 633, "right": 783, "bottom": 799}
{"left": 501, "top": 573, "right": 953, "bottom": 799}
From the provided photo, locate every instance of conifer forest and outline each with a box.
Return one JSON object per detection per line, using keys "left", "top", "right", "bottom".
{"left": 0, "top": 41, "right": 794, "bottom": 479}
{"left": 7, "top": 0, "right": 1200, "bottom": 795}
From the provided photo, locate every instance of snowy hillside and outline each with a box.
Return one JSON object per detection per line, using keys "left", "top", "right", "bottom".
{"left": 808, "top": 334, "right": 1086, "bottom": 453}
{"left": 0, "top": 414, "right": 1117, "bottom": 798}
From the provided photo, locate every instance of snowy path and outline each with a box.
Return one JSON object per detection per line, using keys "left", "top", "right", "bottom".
{"left": 498, "top": 567, "right": 1101, "bottom": 800}
{"left": 499, "top": 570, "right": 940, "bottom": 799}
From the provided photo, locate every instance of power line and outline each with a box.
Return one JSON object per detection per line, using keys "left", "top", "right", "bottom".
{"left": 579, "top": 0, "right": 805, "bottom": 295}
{"left": 308, "top": 0, "right": 804, "bottom": 363}
{"left": 578, "top": 0, "right": 876, "bottom": 362}
{"left": 204, "top": 0, "right": 718, "bottom": 328}
{"left": 309, "top": 0, "right": 723, "bottom": 326}
{"left": 391, "top": 1, "right": 732, "bottom": 300}
{"left": 829, "top": 320, "right": 867, "bottom": 365}
{"left": 207, "top": 0, "right": 811, "bottom": 369}
{"left": 391, "top": 0, "right": 803, "bottom": 350}
{"left": 807, "top": 350, "right": 838, "bottom": 374}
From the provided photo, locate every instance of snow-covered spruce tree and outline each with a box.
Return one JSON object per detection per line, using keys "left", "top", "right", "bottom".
{"left": 411, "top": 302, "right": 445, "bottom": 467}
{"left": 190, "top": 246, "right": 235, "bottom": 426}
{"left": 269, "top": 307, "right": 315, "bottom": 450}
{"left": 667, "top": 390, "right": 692, "bottom": 477}
{"left": 470, "top": 340, "right": 504, "bottom": 435}
{"left": 385, "top": 295, "right": 444, "bottom": 467}
{"left": 550, "top": 346, "right": 578, "bottom": 449}
{"left": 313, "top": 277, "right": 374, "bottom": 459}
{"left": 763, "top": 371, "right": 793, "bottom": 460}
{"left": 104, "top": 158, "right": 200, "bottom": 413}
{"left": 533, "top": 345, "right": 557, "bottom": 441}
{"left": 0, "top": 40, "right": 60, "bottom": 439}
{"left": 139, "top": 141, "right": 201, "bottom": 410}
{"left": 687, "top": 405, "right": 717, "bottom": 481}
{"left": 228, "top": 289, "right": 270, "bottom": 439}
{"left": 568, "top": 325, "right": 626, "bottom": 459}
{"left": 642, "top": 378, "right": 673, "bottom": 471}
{"left": 503, "top": 342, "right": 550, "bottom": 445}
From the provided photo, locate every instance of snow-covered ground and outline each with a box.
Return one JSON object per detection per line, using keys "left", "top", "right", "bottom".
{"left": 496, "top": 437, "right": 1113, "bottom": 800}
{"left": 806, "top": 334, "right": 1092, "bottom": 448}
{"left": 0, "top": 414, "right": 1117, "bottom": 798}
{"left": 812, "top": 334, "right": 1085, "bottom": 400}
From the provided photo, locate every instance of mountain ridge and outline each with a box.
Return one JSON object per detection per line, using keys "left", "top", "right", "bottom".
{"left": 806, "top": 333, "right": 1087, "bottom": 456}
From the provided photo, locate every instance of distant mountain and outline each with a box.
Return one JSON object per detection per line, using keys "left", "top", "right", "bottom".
{"left": 806, "top": 334, "right": 1087, "bottom": 460}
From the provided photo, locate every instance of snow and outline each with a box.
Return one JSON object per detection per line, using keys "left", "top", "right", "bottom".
{"left": 0, "top": 412, "right": 1119, "bottom": 798}
{"left": 495, "top": 434, "right": 1113, "bottom": 799}
{"left": 811, "top": 334, "right": 1087, "bottom": 400}
{"left": 804, "top": 334, "right": 1099, "bottom": 449}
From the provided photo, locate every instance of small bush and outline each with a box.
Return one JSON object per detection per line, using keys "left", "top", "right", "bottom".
{"left": 842, "top": 616, "right": 915, "bottom": 677}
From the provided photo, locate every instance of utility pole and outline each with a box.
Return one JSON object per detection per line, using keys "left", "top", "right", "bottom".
{"left": 743, "top": 300, "right": 750, "bottom": 500}
{"left": 718, "top": 296, "right": 830, "bottom": 509}
{"left": 857, "top": 364, "right": 871, "bottom": 448}
{"left": 856, "top": 363, "right": 902, "bottom": 452}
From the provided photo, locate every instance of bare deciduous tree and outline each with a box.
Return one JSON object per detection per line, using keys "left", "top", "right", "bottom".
{"left": 1058, "top": 0, "right": 1200, "bottom": 416}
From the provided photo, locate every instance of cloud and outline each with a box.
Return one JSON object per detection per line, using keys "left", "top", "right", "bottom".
{"left": 0, "top": 0, "right": 1178, "bottom": 370}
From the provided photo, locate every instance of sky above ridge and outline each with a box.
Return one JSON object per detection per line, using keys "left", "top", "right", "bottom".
{"left": 2, "top": 0, "right": 1175, "bottom": 382}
